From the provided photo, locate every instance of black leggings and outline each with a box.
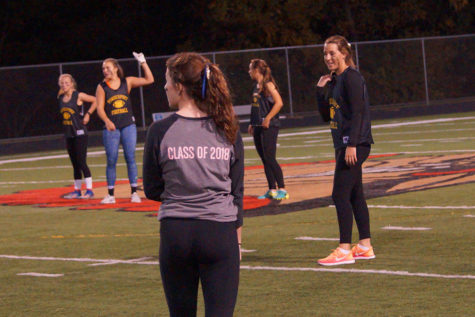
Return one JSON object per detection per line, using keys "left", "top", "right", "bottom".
{"left": 65, "top": 136, "right": 91, "bottom": 180}
{"left": 159, "top": 218, "right": 240, "bottom": 317}
{"left": 253, "top": 126, "right": 285, "bottom": 189}
{"left": 332, "top": 145, "right": 371, "bottom": 244}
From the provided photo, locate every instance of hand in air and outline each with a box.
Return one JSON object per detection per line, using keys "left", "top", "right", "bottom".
{"left": 133, "top": 52, "right": 146, "bottom": 64}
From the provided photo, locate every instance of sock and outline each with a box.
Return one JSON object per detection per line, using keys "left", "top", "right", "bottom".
{"left": 131, "top": 186, "right": 137, "bottom": 194}
{"left": 358, "top": 244, "right": 370, "bottom": 251}
{"left": 338, "top": 248, "right": 350, "bottom": 254}
{"left": 74, "top": 179, "right": 82, "bottom": 191}
{"left": 108, "top": 187, "right": 114, "bottom": 196}
{"left": 85, "top": 177, "right": 93, "bottom": 190}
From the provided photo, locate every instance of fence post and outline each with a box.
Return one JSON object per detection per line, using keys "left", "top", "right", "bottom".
{"left": 421, "top": 39, "right": 430, "bottom": 105}
{"left": 354, "top": 43, "right": 360, "bottom": 70}
{"left": 137, "top": 62, "right": 146, "bottom": 128}
{"left": 59, "top": 64, "right": 63, "bottom": 75}
{"left": 284, "top": 48, "right": 294, "bottom": 116}
{"left": 212, "top": 53, "right": 216, "bottom": 63}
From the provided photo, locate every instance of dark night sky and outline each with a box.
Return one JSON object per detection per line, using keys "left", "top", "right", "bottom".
{"left": 0, "top": 0, "right": 474, "bottom": 67}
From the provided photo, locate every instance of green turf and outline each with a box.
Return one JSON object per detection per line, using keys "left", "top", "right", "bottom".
{"left": 0, "top": 112, "right": 474, "bottom": 316}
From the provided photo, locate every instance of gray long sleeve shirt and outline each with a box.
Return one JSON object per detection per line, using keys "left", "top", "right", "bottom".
{"left": 143, "top": 113, "right": 244, "bottom": 227}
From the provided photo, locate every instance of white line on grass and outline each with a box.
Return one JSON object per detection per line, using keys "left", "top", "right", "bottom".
{"left": 3, "top": 254, "right": 474, "bottom": 280}
{"left": 17, "top": 272, "right": 64, "bottom": 277}
{"left": 3, "top": 116, "right": 474, "bottom": 166}
{"left": 295, "top": 237, "right": 339, "bottom": 241}
{"left": 239, "top": 265, "right": 475, "bottom": 280}
{"left": 368, "top": 205, "right": 475, "bottom": 210}
{"left": 382, "top": 226, "right": 431, "bottom": 231}
{"left": 463, "top": 215, "right": 475, "bottom": 218}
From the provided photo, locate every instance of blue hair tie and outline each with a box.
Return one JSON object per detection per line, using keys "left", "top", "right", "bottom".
{"left": 201, "top": 64, "right": 210, "bottom": 99}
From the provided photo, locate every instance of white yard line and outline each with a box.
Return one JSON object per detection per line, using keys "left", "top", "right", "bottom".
{"left": 3, "top": 116, "right": 473, "bottom": 166}
{"left": 382, "top": 226, "right": 431, "bottom": 231}
{"left": 368, "top": 205, "right": 475, "bottom": 210}
{"left": 295, "top": 237, "right": 339, "bottom": 241}
{"left": 17, "top": 272, "right": 64, "bottom": 277}
{"left": 2, "top": 254, "right": 473, "bottom": 280}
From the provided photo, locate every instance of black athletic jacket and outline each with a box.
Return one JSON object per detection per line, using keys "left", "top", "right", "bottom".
{"left": 316, "top": 67, "right": 373, "bottom": 149}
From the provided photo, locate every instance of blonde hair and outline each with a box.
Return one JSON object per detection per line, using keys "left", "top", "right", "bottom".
{"left": 324, "top": 35, "right": 356, "bottom": 68}
{"left": 57, "top": 73, "right": 78, "bottom": 98}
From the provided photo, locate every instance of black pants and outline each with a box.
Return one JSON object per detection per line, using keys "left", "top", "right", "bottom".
{"left": 332, "top": 145, "right": 371, "bottom": 244}
{"left": 159, "top": 218, "right": 240, "bottom": 317}
{"left": 253, "top": 126, "right": 285, "bottom": 189}
{"left": 65, "top": 136, "right": 91, "bottom": 180}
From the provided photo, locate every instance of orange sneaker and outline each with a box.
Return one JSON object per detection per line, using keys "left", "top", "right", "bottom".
{"left": 317, "top": 248, "right": 355, "bottom": 266}
{"left": 351, "top": 244, "right": 376, "bottom": 260}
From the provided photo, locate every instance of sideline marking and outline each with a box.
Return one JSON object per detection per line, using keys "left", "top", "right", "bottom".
{"left": 382, "top": 226, "right": 431, "bottom": 231}
{"left": 17, "top": 272, "right": 64, "bottom": 277}
{"left": 295, "top": 237, "right": 339, "bottom": 241}
{"left": 3, "top": 254, "right": 473, "bottom": 280}
{"left": 463, "top": 215, "right": 475, "bottom": 218}
{"left": 368, "top": 205, "right": 475, "bottom": 210}
{"left": 2, "top": 116, "right": 474, "bottom": 166}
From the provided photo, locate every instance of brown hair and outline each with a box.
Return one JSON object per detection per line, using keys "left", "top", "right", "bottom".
{"left": 57, "top": 73, "right": 78, "bottom": 98}
{"left": 103, "top": 58, "right": 124, "bottom": 78}
{"left": 249, "top": 59, "right": 279, "bottom": 96}
{"left": 324, "top": 35, "right": 356, "bottom": 68}
{"left": 166, "top": 52, "right": 239, "bottom": 144}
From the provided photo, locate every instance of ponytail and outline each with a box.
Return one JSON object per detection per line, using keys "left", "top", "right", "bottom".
{"left": 166, "top": 52, "right": 239, "bottom": 144}
{"left": 250, "top": 59, "right": 279, "bottom": 96}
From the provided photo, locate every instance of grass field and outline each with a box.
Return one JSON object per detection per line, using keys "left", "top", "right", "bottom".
{"left": 1, "top": 112, "right": 474, "bottom": 316}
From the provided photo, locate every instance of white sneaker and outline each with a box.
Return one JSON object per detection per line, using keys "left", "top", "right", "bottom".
{"left": 101, "top": 195, "right": 116, "bottom": 204}
{"left": 131, "top": 192, "right": 142, "bottom": 203}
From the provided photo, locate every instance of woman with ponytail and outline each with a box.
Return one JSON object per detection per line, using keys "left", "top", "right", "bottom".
{"left": 143, "top": 52, "right": 244, "bottom": 317}
{"left": 248, "top": 59, "right": 288, "bottom": 200}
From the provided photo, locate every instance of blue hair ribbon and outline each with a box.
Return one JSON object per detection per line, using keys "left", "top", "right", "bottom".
{"left": 201, "top": 64, "right": 210, "bottom": 99}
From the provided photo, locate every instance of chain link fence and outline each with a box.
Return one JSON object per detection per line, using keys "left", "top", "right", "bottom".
{"left": 0, "top": 34, "right": 473, "bottom": 140}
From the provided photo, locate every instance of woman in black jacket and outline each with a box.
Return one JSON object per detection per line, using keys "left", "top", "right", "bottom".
{"left": 316, "top": 35, "right": 375, "bottom": 266}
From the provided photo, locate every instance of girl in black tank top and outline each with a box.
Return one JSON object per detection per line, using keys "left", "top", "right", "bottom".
{"left": 58, "top": 74, "right": 97, "bottom": 199}
{"left": 95, "top": 52, "right": 154, "bottom": 204}
{"left": 248, "top": 59, "right": 288, "bottom": 200}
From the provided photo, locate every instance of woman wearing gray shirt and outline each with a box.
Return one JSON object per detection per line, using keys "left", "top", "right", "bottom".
{"left": 143, "top": 52, "right": 244, "bottom": 317}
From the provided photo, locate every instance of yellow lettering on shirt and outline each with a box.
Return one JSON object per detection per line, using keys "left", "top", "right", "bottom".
{"left": 111, "top": 108, "right": 129, "bottom": 115}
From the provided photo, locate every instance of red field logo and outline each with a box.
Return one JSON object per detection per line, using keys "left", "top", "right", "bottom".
{"left": 1, "top": 153, "right": 474, "bottom": 216}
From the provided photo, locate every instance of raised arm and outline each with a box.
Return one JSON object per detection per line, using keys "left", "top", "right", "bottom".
{"left": 126, "top": 52, "right": 155, "bottom": 90}
{"left": 316, "top": 74, "right": 332, "bottom": 122}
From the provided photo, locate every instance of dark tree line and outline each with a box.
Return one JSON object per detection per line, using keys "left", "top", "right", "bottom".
{"left": 0, "top": 0, "right": 473, "bottom": 67}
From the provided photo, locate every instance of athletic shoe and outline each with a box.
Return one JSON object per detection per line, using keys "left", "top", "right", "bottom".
{"left": 81, "top": 190, "right": 94, "bottom": 199}
{"left": 101, "top": 195, "right": 116, "bottom": 204}
{"left": 64, "top": 190, "right": 82, "bottom": 199}
{"left": 351, "top": 244, "right": 376, "bottom": 260}
{"left": 258, "top": 190, "right": 277, "bottom": 199}
{"left": 131, "top": 192, "right": 142, "bottom": 203}
{"left": 317, "top": 248, "right": 355, "bottom": 266}
{"left": 275, "top": 189, "right": 289, "bottom": 200}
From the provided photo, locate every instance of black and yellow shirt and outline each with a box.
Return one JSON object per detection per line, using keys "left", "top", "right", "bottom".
{"left": 100, "top": 79, "right": 135, "bottom": 129}
{"left": 250, "top": 84, "right": 280, "bottom": 127}
{"left": 316, "top": 67, "right": 373, "bottom": 149}
{"left": 59, "top": 91, "right": 87, "bottom": 138}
